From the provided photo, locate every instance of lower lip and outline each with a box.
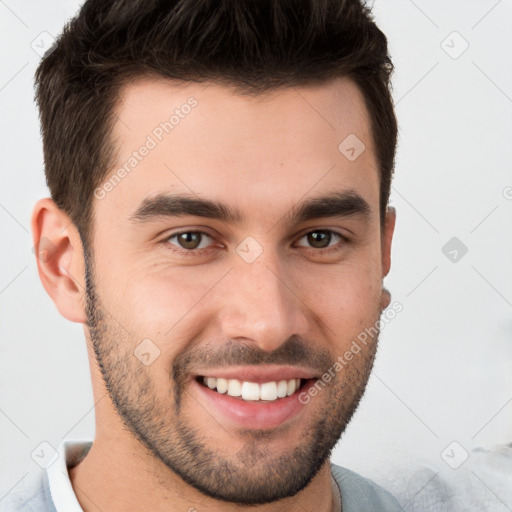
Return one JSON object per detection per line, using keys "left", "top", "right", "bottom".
{"left": 191, "top": 378, "right": 316, "bottom": 430}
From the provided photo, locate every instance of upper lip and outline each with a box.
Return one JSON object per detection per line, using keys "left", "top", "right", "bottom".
{"left": 193, "top": 365, "right": 318, "bottom": 383}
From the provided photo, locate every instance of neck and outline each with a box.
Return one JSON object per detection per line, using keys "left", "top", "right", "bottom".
{"left": 69, "top": 434, "right": 341, "bottom": 512}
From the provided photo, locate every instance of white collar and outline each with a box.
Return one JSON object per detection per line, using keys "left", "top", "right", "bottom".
{"left": 47, "top": 439, "right": 93, "bottom": 512}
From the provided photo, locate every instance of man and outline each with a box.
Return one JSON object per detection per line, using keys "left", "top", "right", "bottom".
{"left": 3, "top": 0, "right": 401, "bottom": 510}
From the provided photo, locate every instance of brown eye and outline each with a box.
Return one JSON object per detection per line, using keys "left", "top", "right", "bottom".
{"left": 177, "top": 232, "right": 201, "bottom": 249}
{"left": 167, "top": 231, "right": 213, "bottom": 251}
{"left": 295, "top": 230, "right": 346, "bottom": 251}
{"left": 307, "top": 231, "right": 331, "bottom": 248}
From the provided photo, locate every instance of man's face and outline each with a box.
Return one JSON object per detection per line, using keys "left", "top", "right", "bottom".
{"left": 85, "top": 77, "right": 391, "bottom": 505}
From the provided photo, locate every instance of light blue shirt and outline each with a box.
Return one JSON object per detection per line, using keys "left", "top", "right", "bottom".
{"left": 0, "top": 439, "right": 401, "bottom": 511}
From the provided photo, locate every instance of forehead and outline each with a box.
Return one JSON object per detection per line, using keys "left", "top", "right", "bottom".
{"left": 113, "top": 75, "right": 374, "bottom": 154}
{"left": 97, "top": 76, "right": 379, "bottom": 228}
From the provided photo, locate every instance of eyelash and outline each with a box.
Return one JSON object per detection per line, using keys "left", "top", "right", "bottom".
{"left": 161, "top": 229, "right": 350, "bottom": 257}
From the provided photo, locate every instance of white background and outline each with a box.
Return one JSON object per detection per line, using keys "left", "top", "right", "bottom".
{"left": 1, "top": 0, "right": 511, "bottom": 509}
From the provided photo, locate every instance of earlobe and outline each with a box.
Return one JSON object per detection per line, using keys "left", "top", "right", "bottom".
{"left": 380, "top": 287, "right": 391, "bottom": 311}
{"left": 31, "top": 198, "right": 87, "bottom": 323}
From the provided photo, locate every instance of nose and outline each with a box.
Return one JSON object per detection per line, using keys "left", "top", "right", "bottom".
{"left": 216, "top": 252, "right": 311, "bottom": 353}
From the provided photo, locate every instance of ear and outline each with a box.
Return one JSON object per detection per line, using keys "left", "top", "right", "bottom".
{"left": 31, "top": 198, "right": 87, "bottom": 323}
{"left": 381, "top": 206, "right": 396, "bottom": 277}
{"left": 380, "top": 206, "right": 396, "bottom": 310}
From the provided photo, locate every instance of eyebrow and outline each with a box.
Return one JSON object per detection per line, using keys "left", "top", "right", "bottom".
{"left": 129, "top": 190, "right": 371, "bottom": 226}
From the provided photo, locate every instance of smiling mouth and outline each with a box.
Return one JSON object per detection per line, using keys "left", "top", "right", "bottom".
{"left": 196, "top": 376, "right": 310, "bottom": 402}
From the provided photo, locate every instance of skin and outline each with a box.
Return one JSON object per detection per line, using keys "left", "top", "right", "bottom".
{"left": 32, "top": 76, "right": 396, "bottom": 512}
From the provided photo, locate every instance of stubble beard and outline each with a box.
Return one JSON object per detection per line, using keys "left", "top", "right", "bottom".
{"left": 83, "top": 246, "right": 380, "bottom": 505}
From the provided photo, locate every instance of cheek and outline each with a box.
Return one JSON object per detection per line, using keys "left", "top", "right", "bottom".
{"left": 296, "top": 257, "right": 382, "bottom": 334}
{"left": 97, "top": 264, "right": 224, "bottom": 347}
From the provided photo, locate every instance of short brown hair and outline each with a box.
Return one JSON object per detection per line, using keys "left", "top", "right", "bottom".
{"left": 35, "top": 0, "right": 397, "bottom": 247}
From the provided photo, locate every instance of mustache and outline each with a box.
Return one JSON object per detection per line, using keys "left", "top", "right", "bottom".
{"left": 172, "top": 335, "right": 334, "bottom": 385}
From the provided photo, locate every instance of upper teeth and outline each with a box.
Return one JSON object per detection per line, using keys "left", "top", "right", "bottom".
{"left": 202, "top": 377, "right": 301, "bottom": 401}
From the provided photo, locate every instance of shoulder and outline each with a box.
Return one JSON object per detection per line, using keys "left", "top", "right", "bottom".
{"left": 331, "top": 462, "right": 402, "bottom": 512}
{"left": 390, "top": 444, "right": 512, "bottom": 511}
{"left": 0, "top": 469, "right": 57, "bottom": 512}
